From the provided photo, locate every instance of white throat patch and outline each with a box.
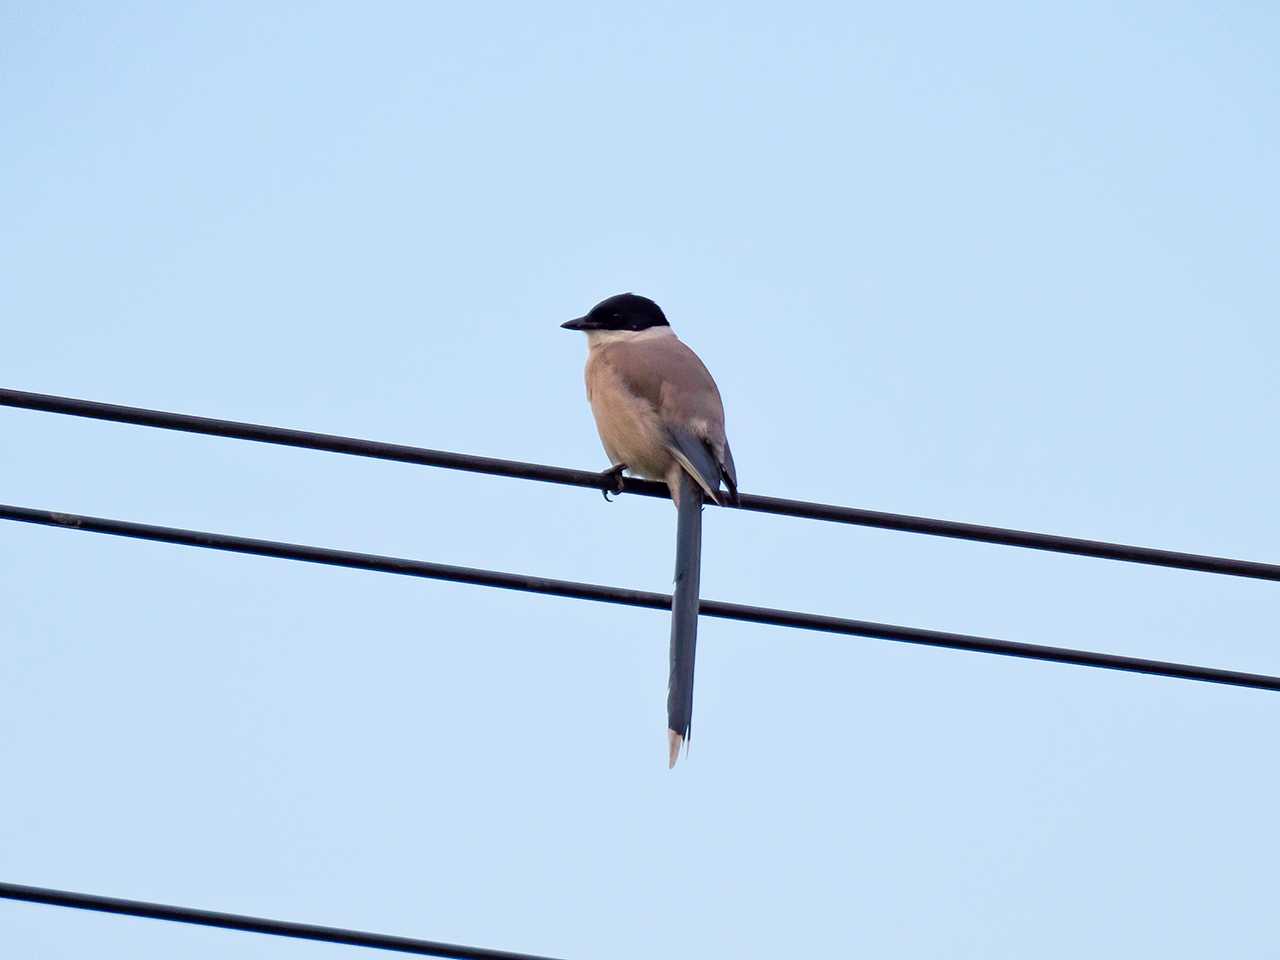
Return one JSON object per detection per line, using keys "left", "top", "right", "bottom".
{"left": 585, "top": 326, "right": 677, "bottom": 348}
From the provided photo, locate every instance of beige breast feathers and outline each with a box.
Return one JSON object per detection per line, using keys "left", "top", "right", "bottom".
{"left": 584, "top": 351, "right": 675, "bottom": 481}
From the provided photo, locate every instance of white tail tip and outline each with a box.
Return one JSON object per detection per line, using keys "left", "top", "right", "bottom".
{"left": 667, "top": 729, "right": 684, "bottom": 769}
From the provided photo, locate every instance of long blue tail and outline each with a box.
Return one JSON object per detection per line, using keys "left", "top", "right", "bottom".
{"left": 667, "top": 470, "right": 703, "bottom": 767}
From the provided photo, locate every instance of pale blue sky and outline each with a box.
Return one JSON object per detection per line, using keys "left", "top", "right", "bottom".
{"left": 2, "top": 2, "right": 1278, "bottom": 957}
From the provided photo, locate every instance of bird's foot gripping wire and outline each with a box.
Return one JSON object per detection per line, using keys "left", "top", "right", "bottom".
{"left": 600, "top": 463, "right": 627, "bottom": 501}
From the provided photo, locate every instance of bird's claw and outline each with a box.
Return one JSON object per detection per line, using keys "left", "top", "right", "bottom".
{"left": 600, "top": 464, "right": 627, "bottom": 501}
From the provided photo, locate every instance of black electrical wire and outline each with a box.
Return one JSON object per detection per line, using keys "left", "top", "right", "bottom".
{"left": 0, "top": 881, "right": 564, "bottom": 959}
{"left": 3, "top": 387, "right": 1277, "bottom": 582}
{"left": 4, "top": 503, "right": 1278, "bottom": 692}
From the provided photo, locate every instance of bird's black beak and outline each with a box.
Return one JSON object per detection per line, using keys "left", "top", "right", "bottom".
{"left": 560, "top": 316, "right": 591, "bottom": 331}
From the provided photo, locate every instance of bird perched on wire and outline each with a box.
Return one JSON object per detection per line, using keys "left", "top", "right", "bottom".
{"left": 562, "top": 293, "right": 738, "bottom": 767}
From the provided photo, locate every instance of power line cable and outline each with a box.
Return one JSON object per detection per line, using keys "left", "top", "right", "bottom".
{"left": 4, "top": 502, "right": 1278, "bottom": 692}
{"left": 0, "top": 881, "right": 564, "bottom": 959}
{"left": 3, "top": 387, "right": 1277, "bottom": 582}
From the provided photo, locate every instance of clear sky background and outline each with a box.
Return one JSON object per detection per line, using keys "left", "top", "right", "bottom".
{"left": 2, "top": 3, "right": 1278, "bottom": 957}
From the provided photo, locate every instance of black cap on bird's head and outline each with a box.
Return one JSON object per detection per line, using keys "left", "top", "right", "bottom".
{"left": 561, "top": 293, "right": 669, "bottom": 332}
